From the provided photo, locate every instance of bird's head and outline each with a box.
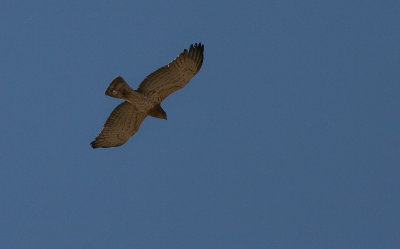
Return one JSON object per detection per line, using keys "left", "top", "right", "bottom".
{"left": 148, "top": 104, "right": 167, "bottom": 120}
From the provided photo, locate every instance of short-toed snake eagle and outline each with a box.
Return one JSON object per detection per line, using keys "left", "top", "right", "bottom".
{"left": 91, "top": 43, "right": 204, "bottom": 148}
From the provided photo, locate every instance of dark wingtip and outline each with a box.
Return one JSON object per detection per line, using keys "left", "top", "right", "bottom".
{"left": 191, "top": 42, "right": 204, "bottom": 49}
{"left": 189, "top": 43, "right": 204, "bottom": 55}
{"left": 188, "top": 43, "right": 204, "bottom": 72}
{"left": 90, "top": 141, "right": 99, "bottom": 149}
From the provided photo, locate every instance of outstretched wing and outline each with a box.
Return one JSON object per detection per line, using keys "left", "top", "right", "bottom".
{"left": 137, "top": 43, "right": 204, "bottom": 101}
{"left": 91, "top": 101, "right": 147, "bottom": 148}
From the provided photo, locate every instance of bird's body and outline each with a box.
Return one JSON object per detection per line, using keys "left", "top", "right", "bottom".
{"left": 91, "top": 43, "right": 204, "bottom": 148}
{"left": 105, "top": 77, "right": 160, "bottom": 115}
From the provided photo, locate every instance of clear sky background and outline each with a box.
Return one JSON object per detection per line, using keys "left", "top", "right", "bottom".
{"left": 1, "top": 1, "right": 399, "bottom": 248}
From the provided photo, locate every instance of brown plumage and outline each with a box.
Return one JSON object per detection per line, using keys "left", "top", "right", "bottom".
{"left": 91, "top": 43, "right": 204, "bottom": 148}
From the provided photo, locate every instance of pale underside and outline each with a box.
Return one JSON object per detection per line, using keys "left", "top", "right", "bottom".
{"left": 91, "top": 43, "right": 204, "bottom": 148}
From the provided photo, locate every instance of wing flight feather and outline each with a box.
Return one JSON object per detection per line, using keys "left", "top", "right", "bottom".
{"left": 91, "top": 101, "right": 147, "bottom": 148}
{"left": 137, "top": 43, "right": 204, "bottom": 101}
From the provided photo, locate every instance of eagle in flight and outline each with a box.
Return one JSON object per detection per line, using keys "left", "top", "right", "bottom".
{"left": 91, "top": 43, "right": 204, "bottom": 148}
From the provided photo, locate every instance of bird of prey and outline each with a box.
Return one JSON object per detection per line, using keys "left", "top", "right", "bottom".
{"left": 91, "top": 43, "right": 204, "bottom": 148}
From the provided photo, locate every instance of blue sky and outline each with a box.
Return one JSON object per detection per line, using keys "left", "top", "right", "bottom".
{"left": 1, "top": 0, "right": 399, "bottom": 248}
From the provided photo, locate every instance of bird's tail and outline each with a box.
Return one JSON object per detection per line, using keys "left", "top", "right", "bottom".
{"left": 104, "top": 76, "right": 135, "bottom": 99}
